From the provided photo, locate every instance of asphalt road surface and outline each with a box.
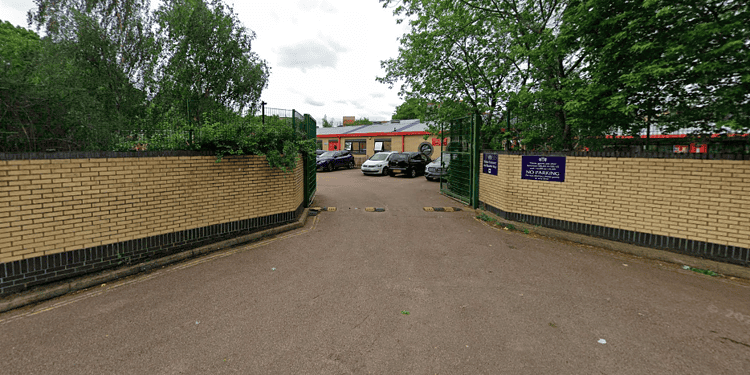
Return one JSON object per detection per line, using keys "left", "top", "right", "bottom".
{"left": 1, "top": 168, "right": 749, "bottom": 374}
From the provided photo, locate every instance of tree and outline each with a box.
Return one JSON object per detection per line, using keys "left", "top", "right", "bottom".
{"left": 2, "top": 18, "right": 145, "bottom": 152}
{"left": 455, "top": 0, "right": 593, "bottom": 150}
{"left": 347, "top": 117, "right": 373, "bottom": 126}
{"left": 392, "top": 97, "right": 427, "bottom": 120}
{"left": 322, "top": 115, "right": 333, "bottom": 127}
{"left": 0, "top": 21, "right": 41, "bottom": 78}
{"left": 570, "top": 0, "right": 750, "bottom": 136}
{"left": 28, "top": 0, "right": 158, "bottom": 94}
{"left": 379, "top": 0, "right": 522, "bottom": 143}
{"left": 24, "top": 0, "right": 156, "bottom": 150}
{"left": 1, "top": 21, "right": 44, "bottom": 151}
{"left": 155, "top": 0, "right": 269, "bottom": 124}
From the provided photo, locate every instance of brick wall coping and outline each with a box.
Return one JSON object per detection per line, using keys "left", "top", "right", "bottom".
{"left": 0, "top": 150, "right": 215, "bottom": 160}
{"left": 481, "top": 150, "right": 750, "bottom": 160}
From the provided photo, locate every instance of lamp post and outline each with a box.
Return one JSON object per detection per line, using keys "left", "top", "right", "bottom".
{"left": 261, "top": 101, "right": 267, "bottom": 125}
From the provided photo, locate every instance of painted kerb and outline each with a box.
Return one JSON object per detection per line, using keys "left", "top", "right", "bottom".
{"left": 0, "top": 153, "right": 305, "bottom": 296}
{"left": 478, "top": 152, "right": 750, "bottom": 266}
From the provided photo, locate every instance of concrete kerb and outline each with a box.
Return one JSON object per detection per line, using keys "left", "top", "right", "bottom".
{"left": 475, "top": 208, "right": 750, "bottom": 281}
{"left": 0, "top": 209, "right": 311, "bottom": 314}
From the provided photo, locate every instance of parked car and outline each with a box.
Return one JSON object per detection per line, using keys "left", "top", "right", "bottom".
{"left": 425, "top": 154, "right": 450, "bottom": 181}
{"left": 315, "top": 149, "right": 326, "bottom": 156}
{"left": 361, "top": 151, "right": 397, "bottom": 176}
{"left": 387, "top": 152, "right": 431, "bottom": 178}
{"left": 317, "top": 150, "right": 355, "bottom": 171}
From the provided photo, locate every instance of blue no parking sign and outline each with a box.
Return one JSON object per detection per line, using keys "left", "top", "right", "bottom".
{"left": 521, "top": 156, "right": 566, "bottom": 182}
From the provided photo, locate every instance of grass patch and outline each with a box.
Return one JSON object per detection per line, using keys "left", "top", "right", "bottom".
{"left": 477, "top": 212, "right": 532, "bottom": 234}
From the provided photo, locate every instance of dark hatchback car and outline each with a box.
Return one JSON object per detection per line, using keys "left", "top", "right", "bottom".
{"left": 317, "top": 150, "right": 355, "bottom": 171}
{"left": 387, "top": 152, "right": 431, "bottom": 178}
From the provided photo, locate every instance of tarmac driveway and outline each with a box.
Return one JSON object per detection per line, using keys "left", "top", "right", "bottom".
{"left": 1, "top": 169, "right": 749, "bottom": 374}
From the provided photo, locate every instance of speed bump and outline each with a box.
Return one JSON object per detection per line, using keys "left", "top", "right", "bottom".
{"left": 326, "top": 207, "right": 337, "bottom": 212}
{"left": 365, "top": 207, "right": 386, "bottom": 212}
{"left": 423, "top": 207, "right": 462, "bottom": 212}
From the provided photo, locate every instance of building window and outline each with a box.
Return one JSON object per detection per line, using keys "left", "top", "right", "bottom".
{"left": 344, "top": 139, "right": 366, "bottom": 154}
{"left": 374, "top": 138, "right": 391, "bottom": 152}
{"left": 316, "top": 140, "right": 323, "bottom": 150}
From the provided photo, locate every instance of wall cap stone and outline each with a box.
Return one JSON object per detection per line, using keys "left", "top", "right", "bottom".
{"left": 481, "top": 150, "right": 750, "bottom": 160}
{"left": 0, "top": 150, "right": 216, "bottom": 160}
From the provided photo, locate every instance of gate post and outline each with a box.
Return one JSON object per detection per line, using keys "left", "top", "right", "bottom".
{"left": 471, "top": 113, "right": 481, "bottom": 209}
{"left": 303, "top": 114, "right": 317, "bottom": 207}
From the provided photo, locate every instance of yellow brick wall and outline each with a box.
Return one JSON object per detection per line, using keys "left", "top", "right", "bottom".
{"left": 0, "top": 155, "right": 304, "bottom": 264}
{"left": 402, "top": 135, "right": 430, "bottom": 154}
{"left": 479, "top": 154, "right": 750, "bottom": 249}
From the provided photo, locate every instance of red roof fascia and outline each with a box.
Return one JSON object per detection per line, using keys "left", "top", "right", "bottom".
{"left": 603, "top": 134, "right": 749, "bottom": 139}
{"left": 317, "top": 131, "right": 431, "bottom": 138}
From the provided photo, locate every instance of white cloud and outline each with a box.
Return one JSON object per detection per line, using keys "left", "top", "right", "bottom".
{"left": 277, "top": 38, "right": 348, "bottom": 72}
{"left": 6, "top": 0, "right": 408, "bottom": 122}
{"left": 305, "top": 97, "right": 325, "bottom": 107}
{"left": 1, "top": 1, "right": 33, "bottom": 29}
{"left": 3, "top": 0, "right": 31, "bottom": 13}
{"left": 301, "top": 0, "right": 337, "bottom": 13}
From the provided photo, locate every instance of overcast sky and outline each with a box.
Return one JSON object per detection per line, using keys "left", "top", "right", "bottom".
{"left": 1, "top": 0, "right": 410, "bottom": 125}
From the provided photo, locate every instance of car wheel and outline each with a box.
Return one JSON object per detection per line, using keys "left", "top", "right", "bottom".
{"left": 409, "top": 168, "right": 417, "bottom": 178}
{"left": 348, "top": 161, "right": 355, "bottom": 169}
{"left": 326, "top": 163, "right": 334, "bottom": 172}
{"left": 388, "top": 170, "right": 395, "bottom": 177}
{"left": 382, "top": 167, "right": 389, "bottom": 176}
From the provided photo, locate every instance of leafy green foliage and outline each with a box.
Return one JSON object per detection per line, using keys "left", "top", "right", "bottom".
{"left": 2, "top": 1, "right": 309, "bottom": 170}
{"left": 571, "top": 0, "right": 750, "bottom": 135}
{"left": 28, "top": 0, "right": 158, "bottom": 92}
{"left": 1, "top": 19, "right": 140, "bottom": 152}
{"left": 379, "top": 0, "right": 518, "bottom": 134}
{"left": 321, "top": 115, "right": 334, "bottom": 128}
{"left": 113, "top": 115, "right": 315, "bottom": 171}
{"left": 154, "top": 0, "right": 269, "bottom": 123}
{"left": 0, "top": 21, "right": 40, "bottom": 77}
{"left": 380, "top": 0, "right": 749, "bottom": 151}
{"left": 197, "top": 116, "right": 314, "bottom": 170}
{"left": 685, "top": 266, "right": 719, "bottom": 276}
{"left": 392, "top": 97, "right": 428, "bottom": 120}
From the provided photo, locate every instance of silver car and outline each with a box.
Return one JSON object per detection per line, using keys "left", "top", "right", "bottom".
{"left": 425, "top": 154, "right": 449, "bottom": 181}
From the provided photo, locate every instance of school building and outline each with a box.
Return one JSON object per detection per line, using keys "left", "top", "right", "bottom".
{"left": 316, "top": 120, "right": 449, "bottom": 165}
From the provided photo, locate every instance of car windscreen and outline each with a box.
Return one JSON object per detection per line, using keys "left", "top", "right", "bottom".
{"left": 370, "top": 153, "right": 390, "bottom": 161}
{"left": 319, "top": 151, "right": 336, "bottom": 158}
{"left": 390, "top": 153, "right": 408, "bottom": 161}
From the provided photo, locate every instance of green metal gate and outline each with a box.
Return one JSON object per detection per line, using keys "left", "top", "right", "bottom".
{"left": 293, "top": 111, "right": 317, "bottom": 207}
{"left": 440, "top": 115, "right": 480, "bottom": 208}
